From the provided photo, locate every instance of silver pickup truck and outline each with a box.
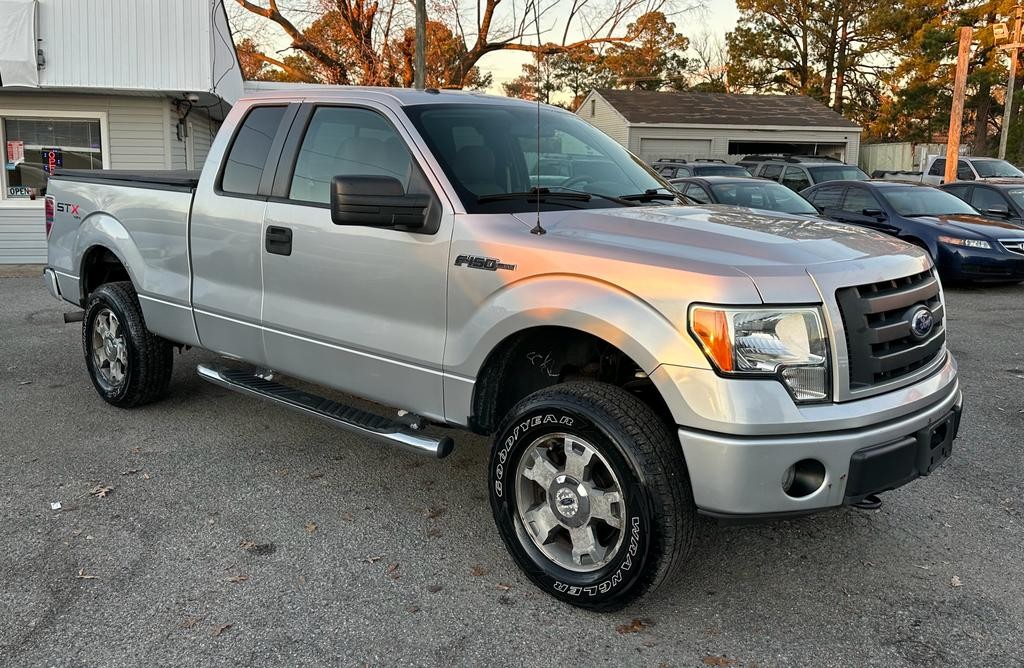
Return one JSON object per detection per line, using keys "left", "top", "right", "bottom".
{"left": 43, "top": 88, "right": 962, "bottom": 610}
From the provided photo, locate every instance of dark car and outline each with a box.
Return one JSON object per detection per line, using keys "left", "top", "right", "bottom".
{"left": 940, "top": 179, "right": 1024, "bottom": 227}
{"left": 803, "top": 180, "right": 1024, "bottom": 282}
{"left": 652, "top": 158, "right": 751, "bottom": 179}
{"left": 670, "top": 176, "right": 819, "bottom": 216}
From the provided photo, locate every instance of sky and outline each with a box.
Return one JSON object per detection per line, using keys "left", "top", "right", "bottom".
{"left": 478, "top": 0, "right": 740, "bottom": 94}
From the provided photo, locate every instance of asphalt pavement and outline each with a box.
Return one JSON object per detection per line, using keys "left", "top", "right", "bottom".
{"left": 1, "top": 272, "right": 1022, "bottom": 667}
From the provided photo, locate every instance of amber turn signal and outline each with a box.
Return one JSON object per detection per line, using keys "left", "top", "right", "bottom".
{"left": 690, "top": 307, "right": 733, "bottom": 372}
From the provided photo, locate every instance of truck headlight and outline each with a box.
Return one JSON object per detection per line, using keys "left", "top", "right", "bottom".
{"left": 937, "top": 235, "right": 991, "bottom": 249}
{"left": 688, "top": 306, "right": 830, "bottom": 402}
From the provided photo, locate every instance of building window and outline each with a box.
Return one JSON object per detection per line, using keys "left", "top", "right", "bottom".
{"left": 2, "top": 116, "right": 105, "bottom": 201}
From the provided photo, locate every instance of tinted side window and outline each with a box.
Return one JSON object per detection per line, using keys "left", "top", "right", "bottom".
{"left": 808, "top": 187, "right": 844, "bottom": 210}
{"left": 928, "top": 159, "right": 945, "bottom": 176}
{"left": 684, "top": 184, "right": 711, "bottom": 204}
{"left": 841, "top": 188, "right": 880, "bottom": 214}
{"left": 943, "top": 184, "right": 971, "bottom": 201}
{"left": 221, "top": 106, "right": 286, "bottom": 196}
{"left": 971, "top": 186, "right": 1008, "bottom": 211}
{"left": 956, "top": 160, "right": 975, "bottom": 180}
{"left": 781, "top": 166, "right": 811, "bottom": 191}
{"left": 760, "top": 164, "right": 783, "bottom": 180}
{"left": 289, "top": 106, "right": 422, "bottom": 204}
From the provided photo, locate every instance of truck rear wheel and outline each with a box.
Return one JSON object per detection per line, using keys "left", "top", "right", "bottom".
{"left": 83, "top": 281, "right": 173, "bottom": 407}
{"left": 488, "top": 381, "right": 695, "bottom": 610}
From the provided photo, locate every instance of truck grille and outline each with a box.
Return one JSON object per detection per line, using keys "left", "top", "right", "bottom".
{"left": 836, "top": 269, "right": 945, "bottom": 390}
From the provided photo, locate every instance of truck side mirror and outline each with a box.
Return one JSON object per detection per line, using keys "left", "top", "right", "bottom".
{"left": 330, "top": 175, "right": 430, "bottom": 229}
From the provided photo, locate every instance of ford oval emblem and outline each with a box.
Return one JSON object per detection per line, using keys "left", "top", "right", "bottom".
{"left": 910, "top": 307, "right": 934, "bottom": 339}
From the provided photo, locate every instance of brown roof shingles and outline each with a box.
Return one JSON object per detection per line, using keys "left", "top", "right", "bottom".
{"left": 594, "top": 88, "right": 860, "bottom": 129}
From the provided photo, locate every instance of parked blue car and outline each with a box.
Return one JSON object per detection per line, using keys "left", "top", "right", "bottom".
{"left": 802, "top": 180, "right": 1024, "bottom": 282}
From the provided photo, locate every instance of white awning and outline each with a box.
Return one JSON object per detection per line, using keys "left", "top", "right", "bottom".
{"left": 0, "top": 0, "right": 39, "bottom": 87}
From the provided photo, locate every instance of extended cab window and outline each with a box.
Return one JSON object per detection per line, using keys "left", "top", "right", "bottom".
{"left": 928, "top": 159, "right": 946, "bottom": 177}
{"left": 221, "top": 106, "right": 286, "bottom": 196}
{"left": 289, "top": 107, "right": 426, "bottom": 204}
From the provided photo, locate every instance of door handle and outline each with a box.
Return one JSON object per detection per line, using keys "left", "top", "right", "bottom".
{"left": 265, "top": 226, "right": 292, "bottom": 256}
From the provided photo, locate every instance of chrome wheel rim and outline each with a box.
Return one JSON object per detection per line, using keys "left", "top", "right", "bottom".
{"left": 515, "top": 432, "right": 626, "bottom": 572}
{"left": 91, "top": 308, "right": 128, "bottom": 389}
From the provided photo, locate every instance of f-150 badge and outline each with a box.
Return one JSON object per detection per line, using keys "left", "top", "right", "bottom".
{"left": 454, "top": 255, "right": 516, "bottom": 271}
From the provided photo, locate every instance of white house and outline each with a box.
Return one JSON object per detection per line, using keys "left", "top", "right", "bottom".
{"left": 0, "top": 0, "right": 244, "bottom": 264}
{"left": 578, "top": 88, "right": 862, "bottom": 166}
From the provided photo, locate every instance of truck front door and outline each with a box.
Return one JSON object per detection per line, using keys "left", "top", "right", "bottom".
{"left": 259, "top": 103, "right": 452, "bottom": 421}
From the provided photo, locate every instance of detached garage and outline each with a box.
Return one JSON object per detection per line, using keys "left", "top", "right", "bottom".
{"left": 578, "top": 88, "right": 861, "bottom": 166}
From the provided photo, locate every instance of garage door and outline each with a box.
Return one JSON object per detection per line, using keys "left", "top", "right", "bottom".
{"left": 638, "top": 138, "right": 713, "bottom": 164}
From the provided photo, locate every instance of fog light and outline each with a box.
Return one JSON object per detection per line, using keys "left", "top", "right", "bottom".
{"left": 782, "top": 459, "right": 827, "bottom": 498}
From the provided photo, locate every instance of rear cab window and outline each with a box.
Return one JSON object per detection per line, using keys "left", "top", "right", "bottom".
{"left": 220, "top": 106, "right": 287, "bottom": 196}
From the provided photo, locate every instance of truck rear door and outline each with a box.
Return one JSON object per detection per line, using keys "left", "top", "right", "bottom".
{"left": 258, "top": 101, "right": 452, "bottom": 421}
{"left": 189, "top": 102, "right": 298, "bottom": 364}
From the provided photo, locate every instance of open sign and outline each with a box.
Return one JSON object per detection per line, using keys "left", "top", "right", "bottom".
{"left": 7, "top": 185, "right": 34, "bottom": 199}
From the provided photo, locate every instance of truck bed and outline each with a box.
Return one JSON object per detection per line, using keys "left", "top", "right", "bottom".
{"left": 53, "top": 169, "right": 201, "bottom": 192}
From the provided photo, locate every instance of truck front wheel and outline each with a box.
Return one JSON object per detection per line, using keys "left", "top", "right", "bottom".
{"left": 488, "top": 381, "right": 695, "bottom": 610}
{"left": 83, "top": 281, "right": 173, "bottom": 408}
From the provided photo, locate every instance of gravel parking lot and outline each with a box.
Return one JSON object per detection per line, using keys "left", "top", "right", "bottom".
{"left": 2, "top": 272, "right": 1023, "bottom": 667}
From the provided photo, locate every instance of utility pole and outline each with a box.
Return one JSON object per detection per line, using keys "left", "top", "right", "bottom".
{"left": 946, "top": 27, "right": 973, "bottom": 184}
{"left": 999, "top": 2, "right": 1023, "bottom": 159}
{"left": 413, "top": 0, "right": 426, "bottom": 89}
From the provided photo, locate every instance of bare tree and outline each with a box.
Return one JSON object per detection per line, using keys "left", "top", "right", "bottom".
{"left": 687, "top": 29, "right": 728, "bottom": 91}
{"left": 233, "top": 0, "right": 702, "bottom": 87}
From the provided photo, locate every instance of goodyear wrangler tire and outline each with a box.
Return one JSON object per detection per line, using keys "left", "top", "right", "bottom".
{"left": 489, "top": 381, "right": 695, "bottom": 610}
{"left": 83, "top": 281, "right": 173, "bottom": 408}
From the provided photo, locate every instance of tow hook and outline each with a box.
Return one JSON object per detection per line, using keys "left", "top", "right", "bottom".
{"left": 851, "top": 494, "right": 883, "bottom": 510}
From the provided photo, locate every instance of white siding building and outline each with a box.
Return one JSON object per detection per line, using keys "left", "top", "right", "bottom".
{"left": 0, "top": 0, "right": 243, "bottom": 264}
{"left": 578, "top": 89, "right": 862, "bottom": 167}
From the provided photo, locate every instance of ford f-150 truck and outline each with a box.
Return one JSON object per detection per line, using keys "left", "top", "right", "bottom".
{"left": 43, "top": 88, "right": 962, "bottom": 610}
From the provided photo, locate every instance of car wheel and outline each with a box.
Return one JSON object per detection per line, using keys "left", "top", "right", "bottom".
{"left": 83, "top": 281, "right": 173, "bottom": 407}
{"left": 489, "top": 381, "right": 695, "bottom": 610}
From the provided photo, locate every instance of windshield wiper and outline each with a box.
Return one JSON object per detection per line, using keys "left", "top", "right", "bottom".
{"left": 617, "top": 189, "right": 683, "bottom": 203}
{"left": 477, "top": 188, "right": 591, "bottom": 204}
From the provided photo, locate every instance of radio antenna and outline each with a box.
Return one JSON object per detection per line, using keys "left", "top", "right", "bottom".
{"left": 530, "top": 1, "right": 546, "bottom": 235}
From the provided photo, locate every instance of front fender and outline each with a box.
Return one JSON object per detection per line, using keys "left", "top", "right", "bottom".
{"left": 444, "top": 274, "right": 710, "bottom": 378}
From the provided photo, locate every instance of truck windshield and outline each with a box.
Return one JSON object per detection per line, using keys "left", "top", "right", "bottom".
{"left": 880, "top": 187, "right": 979, "bottom": 217}
{"left": 403, "top": 103, "right": 672, "bottom": 213}
{"left": 807, "top": 166, "right": 868, "bottom": 182}
{"left": 971, "top": 159, "right": 1024, "bottom": 178}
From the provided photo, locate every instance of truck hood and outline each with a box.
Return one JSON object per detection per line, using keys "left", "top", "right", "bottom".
{"left": 518, "top": 204, "right": 916, "bottom": 269}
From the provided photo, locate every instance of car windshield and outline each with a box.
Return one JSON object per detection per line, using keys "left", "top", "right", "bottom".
{"left": 694, "top": 165, "right": 751, "bottom": 176}
{"left": 808, "top": 166, "right": 868, "bottom": 182}
{"left": 1007, "top": 189, "right": 1024, "bottom": 208}
{"left": 971, "top": 159, "right": 1024, "bottom": 178}
{"left": 710, "top": 181, "right": 818, "bottom": 215}
{"left": 880, "top": 187, "right": 979, "bottom": 216}
{"left": 403, "top": 103, "right": 672, "bottom": 213}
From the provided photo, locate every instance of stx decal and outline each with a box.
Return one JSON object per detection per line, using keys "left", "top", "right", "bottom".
{"left": 454, "top": 254, "right": 516, "bottom": 272}
{"left": 55, "top": 202, "right": 81, "bottom": 219}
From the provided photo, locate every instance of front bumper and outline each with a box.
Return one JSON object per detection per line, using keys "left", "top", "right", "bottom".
{"left": 679, "top": 376, "right": 962, "bottom": 518}
{"left": 938, "top": 244, "right": 1024, "bottom": 281}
